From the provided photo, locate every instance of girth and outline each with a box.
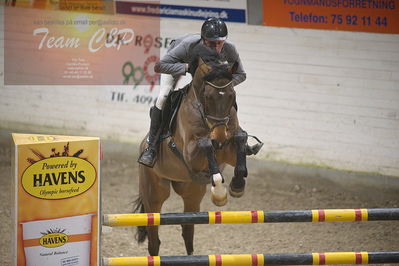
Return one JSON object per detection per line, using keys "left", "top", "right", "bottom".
{"left": 168, "top": 138, "right": 211, "bottom": 185}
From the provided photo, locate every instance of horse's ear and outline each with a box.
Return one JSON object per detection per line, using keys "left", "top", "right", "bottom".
{"left": 198, "top": 56, "right": 205, "bottom": 65}
{"left": 229, "top": 61, "right": 239, "bottom": 74}
{"left": 198, "top": 57, "right": 211, "bottom": 73}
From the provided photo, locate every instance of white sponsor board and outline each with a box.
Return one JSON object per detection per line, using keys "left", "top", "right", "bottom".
{"left": 161, "top": 0, "right": 246, "bottom": 9}
{"left": 116, "top": 0, "right": 247, "bottom": 22}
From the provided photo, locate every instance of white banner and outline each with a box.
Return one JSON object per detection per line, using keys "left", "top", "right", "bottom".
{"left": 161, "top": 0, "right": 246, "bottom": 9}
{"left": 116, "top": 0, "right": 247, "bottom": 23}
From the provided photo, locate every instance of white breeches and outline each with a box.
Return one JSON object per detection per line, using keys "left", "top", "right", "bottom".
{"left": 155, "top": 74, "right": 175, "bottom": 110}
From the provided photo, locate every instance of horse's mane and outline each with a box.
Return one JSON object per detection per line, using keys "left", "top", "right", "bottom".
{"left": 188, "top": 44, "right": 233, "bottom": 81}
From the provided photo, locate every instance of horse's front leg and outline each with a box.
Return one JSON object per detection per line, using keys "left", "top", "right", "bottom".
{"left": 229, "top": 129, "right": 248, "bottom": 197}
{"left": 197, "top": 138, "right": 227, "bottom": 206}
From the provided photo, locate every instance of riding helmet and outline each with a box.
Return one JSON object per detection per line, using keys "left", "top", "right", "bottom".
{"left": 201, "top": 17, "right": 228, "bottom": 41}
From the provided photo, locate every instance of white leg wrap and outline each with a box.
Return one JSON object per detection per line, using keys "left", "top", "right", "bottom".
{"left": 155, "top": 74, "right": 174, "bottom": 109}
{"left": 211, "top": 173, "right": 227, "bottom": 206}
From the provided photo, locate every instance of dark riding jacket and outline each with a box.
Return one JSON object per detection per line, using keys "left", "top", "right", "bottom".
{"left": 154, "top": 33, "right": 246, "bottom": 87}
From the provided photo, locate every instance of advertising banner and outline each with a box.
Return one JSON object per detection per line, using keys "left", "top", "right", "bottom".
{"left": 116, "top": 0, "right": 247, "bottom": 23}
{"left": 263, "top": 0, "right": 399, "bottom": 34}
{"left": 12, "top": 134, "right": 100, "bottom": 266}
{"left": 6, "top": 0, "right": 114, "bottom": 14}
{"left": 4, "top": 5, "right": 160, "bottom": 85}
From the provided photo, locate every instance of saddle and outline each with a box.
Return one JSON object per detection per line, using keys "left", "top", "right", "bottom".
{"left": 159, "top": 84, "right": 188, "bottom": 141}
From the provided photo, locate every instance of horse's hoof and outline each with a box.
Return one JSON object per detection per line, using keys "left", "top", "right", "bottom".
{"left": 229, "top": 186, "right": 245, "bottom": 198}
{"left": 211, "top": 193, "right": 228, "bottom": 207}
{"left": 210, "top": 173, "right": 227, "bottom": 206}
{"left": 229, "top": 178, "right": 246, "bottom": 198}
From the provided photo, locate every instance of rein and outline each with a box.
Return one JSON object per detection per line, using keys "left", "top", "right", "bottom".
{"left": 205, "top": 80, "right": 233, "bottom": 89}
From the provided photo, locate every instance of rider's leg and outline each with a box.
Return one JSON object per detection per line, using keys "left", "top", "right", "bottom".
{"left": 138, "top": 74, "right": 175, "bottom": 167}
{"left": 155, "top": 74, "right": 176, "bottom": 110}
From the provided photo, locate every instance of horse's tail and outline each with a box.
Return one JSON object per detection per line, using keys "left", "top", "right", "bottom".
{"left": 132, "top": 195, "right": 147, "bottom": 243}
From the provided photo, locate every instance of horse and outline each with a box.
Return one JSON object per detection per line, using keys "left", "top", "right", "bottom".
{"left": 134, "top": 46, "right": 249, "bottom": 256}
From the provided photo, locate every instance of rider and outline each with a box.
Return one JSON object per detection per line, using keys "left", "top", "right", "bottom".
{"left": 138, "top": 17, "right": 248, "bottom": 167}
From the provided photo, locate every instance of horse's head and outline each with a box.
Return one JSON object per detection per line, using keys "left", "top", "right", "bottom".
{"left": 189, "top": 46, "right": 238, "bottom": 144}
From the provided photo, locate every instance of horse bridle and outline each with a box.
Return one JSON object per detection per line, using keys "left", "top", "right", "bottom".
{"left": 192, "top": 79, "right": 234, "bottom": 134}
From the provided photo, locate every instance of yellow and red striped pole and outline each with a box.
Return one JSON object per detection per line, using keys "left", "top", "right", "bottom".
{"left": 102, "top": 251, "right": 399, "bottom": 266}
{"left": 311, "top": 209, "right": 368, "bottom": 222}
{"left": 103, "top": 208, "right": 399, "bottom": 227}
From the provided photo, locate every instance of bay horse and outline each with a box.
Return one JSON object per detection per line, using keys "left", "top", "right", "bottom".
{"left": 134, "top": 46, "right": 249, "bottom": 256}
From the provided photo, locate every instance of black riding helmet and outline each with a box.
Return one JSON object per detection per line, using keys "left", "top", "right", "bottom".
{"left": 201, "top": 17, "right": 228, "bottom": 41}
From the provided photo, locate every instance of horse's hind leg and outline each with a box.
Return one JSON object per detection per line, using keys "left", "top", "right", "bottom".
{"left": 139, "top": 166, "right": 171, "bottom": 255}
{"left": 172, "top": 181, "right": 206, "bottom": 255}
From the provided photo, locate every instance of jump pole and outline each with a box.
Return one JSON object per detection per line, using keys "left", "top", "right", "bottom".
{"left": 103, "top": 251, "right": 399, "bottom": 266}
{"left": 103, "top": 208, "right": 399, "bottom": 227}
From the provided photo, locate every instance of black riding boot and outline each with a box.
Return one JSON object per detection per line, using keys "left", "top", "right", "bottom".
{"left": 138, "top": 106, "right": 162, "bottom": 167}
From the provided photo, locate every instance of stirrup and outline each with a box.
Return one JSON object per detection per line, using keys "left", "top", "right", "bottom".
{"left": 138, "top": 147, "right": 157, "bottom": 168}
{"left": 246, "top": 135, "right": 264, "bottom": 156}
